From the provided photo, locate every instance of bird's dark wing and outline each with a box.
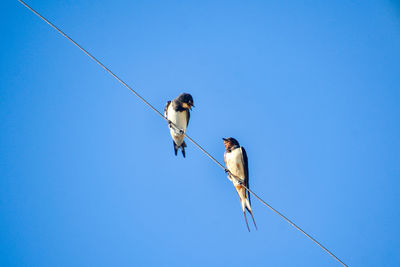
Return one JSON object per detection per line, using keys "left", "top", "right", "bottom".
{"left": 185, "top": 109, "right": 190, "bottom": 127}
{"left": 241, "top": 147, "right": 250, "bottom": 205}
{"left": 164, "top": 101, "right": 171, "bottom": 118}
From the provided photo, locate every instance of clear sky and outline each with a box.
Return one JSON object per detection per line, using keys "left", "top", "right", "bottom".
{"left": 1, "top": 0, "right": 400, "bottom": 266}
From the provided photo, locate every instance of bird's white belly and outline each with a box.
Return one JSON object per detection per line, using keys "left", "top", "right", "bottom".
{"left": 226, "top": 148, "right": 245, "bottom": 180}
{"left": 167, "top": 105, "right": 187, "bottom": 136}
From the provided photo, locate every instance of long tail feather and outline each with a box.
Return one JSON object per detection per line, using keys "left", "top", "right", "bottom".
{"left": 173, "top": 140, "right": 178, "bottom": 156}
{"left": 181, "top": 141, "right": 186, "bottom": 158}
{"left": 248, "top": 209, "right": 257, "bottom": 230}
{"left": 243, "top": 211, "right": 250, "bottom": 232}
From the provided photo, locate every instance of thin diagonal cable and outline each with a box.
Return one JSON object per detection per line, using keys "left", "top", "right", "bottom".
{"left": 18, "top": 0, "right": 225, "bottom": 170}
{"left": 18, "top": 1, "right": 347, "bottom": 266}
{"left": 18, "top": 0, "right": 164, "bottom": 119}
{"left": 242, "top": 184, "right": 347, "bottom": 267}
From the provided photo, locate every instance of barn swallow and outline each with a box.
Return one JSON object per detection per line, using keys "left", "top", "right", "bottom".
{"left": 223, "top": 137, "right": 257, "bottom": 231}
{"left": 164, "top": 93, "right": 194, "bottom": 157}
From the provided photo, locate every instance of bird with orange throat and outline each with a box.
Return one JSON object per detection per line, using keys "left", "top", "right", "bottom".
{"left": 223, "top": 137, "right": 257, "bottom": 231}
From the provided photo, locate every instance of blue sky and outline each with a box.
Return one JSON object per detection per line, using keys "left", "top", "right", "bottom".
{"left": 1, "top": 0, "right": 400, "bottom": 266}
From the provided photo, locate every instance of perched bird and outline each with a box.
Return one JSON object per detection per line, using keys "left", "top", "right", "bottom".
{"left": 223, "top": 137, "right": 257, "bottom": 231}
{"left": 164, "top": 93, "right": 194, "bottom": 157}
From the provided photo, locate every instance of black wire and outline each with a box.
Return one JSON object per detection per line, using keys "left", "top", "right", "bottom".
{"left": 243, "top": 184, "right": 347, "bottom": 267}
{"left": 18, "top": 1, "right": 348, "bottom": 266}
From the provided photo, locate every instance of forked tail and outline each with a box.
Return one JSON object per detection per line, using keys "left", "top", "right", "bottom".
{"left": 246, "top": 207, "right": 257, "bottom": 230}
{"left": 173, "top": 140, "right": 187, "bottom": 158}
{"left": 242, "top": 205, "right": 257, "bottom": 231}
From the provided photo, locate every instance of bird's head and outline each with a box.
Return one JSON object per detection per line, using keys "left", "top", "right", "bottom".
{"left": 223, "top": 137, "right": 240, "bottom": 151}
{"left": 177, "top": 93, "right": 194, "bottom": 110}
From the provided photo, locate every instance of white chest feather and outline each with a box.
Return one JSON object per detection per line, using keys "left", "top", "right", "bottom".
{"left": 225, "top": 147, "right": 245, "bottom": 180}
{"left": 167, "top": 104, "right": 187, "bottom": 135}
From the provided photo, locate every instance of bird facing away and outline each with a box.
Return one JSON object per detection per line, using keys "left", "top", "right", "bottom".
{"left": 223, "top": 137, "right": 257, "bottom": 231}
{"left": 164, "top": 93, "right": 194, "bottom": 157}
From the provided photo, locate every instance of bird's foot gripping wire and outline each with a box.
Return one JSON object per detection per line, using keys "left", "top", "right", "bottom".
{"left": 226, "top": 170, "right": 243, "bottom": 184}
{"left": 172, "top": 127, "right": 184, "bottom": 135}
{"left": 231, "top": 174, "right": 243, "bottom": 185}
{"left": 225, "top": 170, "right": 233, "bottom": 182}
{"left": 168, "top": 121, "right": 185, "bottom": 135}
